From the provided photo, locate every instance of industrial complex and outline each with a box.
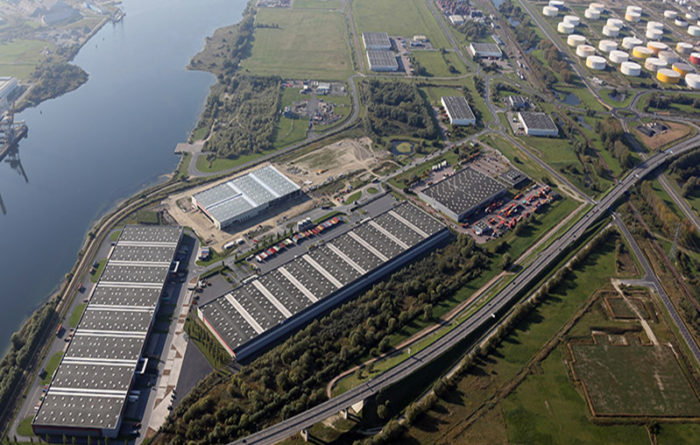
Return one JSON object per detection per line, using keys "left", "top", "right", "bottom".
{"left": 468, "top": 42, "right": 502, "bottom": 59}
{"left": 32, "top": 226, "right": 183, "bottom": 439}
{"left": 518, "top": 112, "right": 559, "bottom": 137}
{"left": 191, "top": 165, "right": 301, "bottom": 230}
{"left": 441, "top": 96, "right": 476, "bottom": 126}
{"left": 197, "top": 202, "right": 449, "bottom": 361}
{"left": 419, "top": 167, "right": 507, "bottom": 222}
{"left": 366, "top": 50, "right": 399, "bottom": 72}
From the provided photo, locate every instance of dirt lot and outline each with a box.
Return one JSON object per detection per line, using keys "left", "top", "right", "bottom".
{"left": 634, "top": 121, "right": 694, "bottom": 151}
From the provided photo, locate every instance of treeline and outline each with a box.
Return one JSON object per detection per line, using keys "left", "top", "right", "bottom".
{"left": 22, "top": 45, "right": 88, "bottom": 109}
{"left": 457, "top": 21, "right": 487, "bottom": 41}
{"left": 637, "top": 181, "right": 698, "bottom": 249}
{"left": 538, "top": 40, "right": 574, "bottom": 85}
{"left": 644, "top": 92, "right": 700, "bottom": 113}
{"left": 596, "top": 117, "right": 634, "bottom": 169}
{"left": 361, "top": 80, "right": 437, "bottom": 140}
{"left": 199, "top": 76, "right": 281, "bottom": 159}
{"left": 0, "top": 301, "right": 57, "bottom": 415}
{"left": 670, "top": 148, "right": 700, "bottom": 198}
{"left": 155, "top": 234, "right": 491, "bottom": 445}
{"left": 500, "top": 0, "right": 539, "bottom": 49}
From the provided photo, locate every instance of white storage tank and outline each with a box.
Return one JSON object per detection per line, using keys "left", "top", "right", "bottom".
{"left": 664, "top": 10, "right": 678, "bottom": 20}
{"left": 626, "top": 11, "right": 641, "bottom": 22}
{"left": 685, "top": 73, "right": 700, "bottom": 88}
{"left": 648, "top": 41, "right": 669, "bottom": 54}
{"left": 689, "top": 25, "right": 700, "bottom": 36}
{"left": 558, "top": 22, "right": 575, "bottom": 34}
{"left": 627, "top": 6, "right": 642, "bottom": 14}
{"left": 563, "top": 15, "right": 581, "bottom": 26}
{"left": 586, "top": 55, "right": 607, "bottom": 70}
{"left": 658, "top": 50, "right": 680, "bottom": 64}
{"left": 599, "top": 39, "right": 618, "bottom": 53}
{"left": 589, "top": 2, "right": 605, "bottom": 12}
{"left": 621, "top": 61, "right": 642, "bottom": 76}
{"left": 647, "top": 21, "right": 664, "bottom": 31}
{"left": 676, "top": 18, "right": 689, "bottom": 27}
{"left": 543, "top": 6, "right": 559, "bottom": 17}
{"left": 677, "top": 42, "right": 694, "bottom": 54}
{"left": 645, "top": 58, "right": 667, "bottom": 71}
{"left": 603, "top": 25, "right": 621, "bottom": 37}
{"left": 576, "top": 44, "right": 596, "bottom": 57}
{"left": 607, "top": 18, "right": 624, "bottom": 28}
{"left": 609, "top": 50, "right": 629, "bottom": 64}
{"left": 687, "top": 12, "right": 698, "bottom": 21}
{"left": 567, "top": 34, "right": 586, "bottom": 47}
{"left": 647, "top": 28, "right": 664, "bottom": 39}
{"left": 585, "top": 8, "right": 601, "bottom": 19}
{"left": 549, "top": 0, "right": 565, "bottom": 9}
{"left": 622, "top": 37, "right": 643, "bottom": 49}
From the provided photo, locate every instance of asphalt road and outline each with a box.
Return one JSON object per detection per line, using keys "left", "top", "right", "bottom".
{"left": 224, "top": 136, "right": 700, "bottom": 445}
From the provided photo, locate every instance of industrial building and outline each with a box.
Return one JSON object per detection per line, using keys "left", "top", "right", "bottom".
{"left": 192, "top": 165, "right": 301, "bottom": 230}
{"left": 507, "top": 95, "right": 530, "bottom": 110}
{"left": 362, "top": 32, "right": 392, "bottom": 50}
{"left": 468, "top": 42, "right": 503, "bottom": 59}
{"left": 419, "top": 167, "right": 507, "bottom": 221}
{"left": 518, "top": 112, "right": 559, "bottom": 137}
{"left": 198, "top": 203, "right": 449, "bottom": 361}
{"left": 441, "top": 96, "right": 476, "bottom": 126}
{"left": 32, "top": 226, "right": 183, "bottom": 439}
{"left": 367, "top": 50, "right": 399, "bottom": 72}
{"left": 499, "top": 168, "right": 530, "bottom": 188}
{"left": 0, "top": 77, "right": 18, "bottom": 102}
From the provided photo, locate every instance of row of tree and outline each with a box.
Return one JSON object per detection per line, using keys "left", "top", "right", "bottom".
{"left": 596, "top": 117, "right": 634, "bottom": 169}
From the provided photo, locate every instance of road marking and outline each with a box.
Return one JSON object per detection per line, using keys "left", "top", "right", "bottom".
{"left": 388, "top": 211, "right": 429, "bottom": 238}
{"left": 348, "top": 232, "right": 389, "bottom": 262}
{"left": 252, "top": 280, "right": 292, "bottom": 318}
{"left": 368, "top": 221, "right": 410, "bottom": 249}
{"left": 302, "top": 256, "right": 344, "bottom": 289}
{"left": 225, "top": 294, "right": 264, "bottom": 334}
{"left": 278, "top": 267, "right": 318, "bottom": 303}
{"left": 326, "top": 244, "right": 366, "bottom": 275}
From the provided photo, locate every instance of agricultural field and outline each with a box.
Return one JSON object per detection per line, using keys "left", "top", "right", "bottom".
{"left": 411, "top": 50, "right": 466, "bottom": 77}
{"left": 293, "top": 0, "right": 341, "bottom": 9}
{"left": 240, "top": 9, "right": 354, "bottom": 80}
{"left": 352, "top": 0, "right": 450, "bottom": 49}
{"left": 0, "top": 39, "right": 51, "bottom": 80}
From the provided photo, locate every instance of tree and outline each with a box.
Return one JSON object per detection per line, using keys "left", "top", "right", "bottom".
{"left": 423, "top": 304, "right": 433, "bottom": 321}
{"left": 500, "top": 253, "right": 513, "bottom": 270}
{"left": 377, "top": 402, "right": 389, "bottom": 420}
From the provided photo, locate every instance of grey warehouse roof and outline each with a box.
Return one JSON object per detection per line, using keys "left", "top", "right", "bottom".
{"left": 421, "top": 167, "right": 507, "bottom": 216}
{"left": 363, "top": 32, "right": 391, "bottom": 48}
{"left": 200, "top": 203, "right": 445, "bottom": 356}
{"left": 519, "top": 112, "right": 558, "bottom": 131}
{"left": 471, "top": 42, "right": 502, "bottom": 55}
{"left": 442, "top": 96, "right": 475, "bottom": 121}
{"left": 33, "top": 225, "right": 182, "bottom": 432}
{"left": 367, "top": 50, "right": 399, "bottom": 69}
{"left": 193, "top": 165, "right": 300, "bottom": 227}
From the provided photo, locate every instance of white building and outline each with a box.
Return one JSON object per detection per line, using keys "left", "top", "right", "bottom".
{"left": 518, "top": 112, "right": 559, "bottom": 137}
{"left": 449, "top": 15, "right": 466, "bottom": 25}
{"left": 468, "top": 42, "right": 503, "bottom": 59}
{"left": 441, "top": 96, "right": 476, "bottom": 126}
{"left": 0, "top": 77, "right": 18, "bottom": 102}
{"left": 362, "top": 32, "right": 392, "bottom": 50}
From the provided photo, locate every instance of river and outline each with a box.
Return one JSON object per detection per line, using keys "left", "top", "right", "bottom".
{"left": 0, "top": 0, "right": 246, "bottom": 354}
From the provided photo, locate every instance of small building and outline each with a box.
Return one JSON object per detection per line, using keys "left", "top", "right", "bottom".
{"left": 499, "top": 169, "right": 530, "bottom": 189}
{"left": 0, "top": 77, "right": 18, "bottom": 102}
{"left": 473, "top": 220, "right": 492, "bottom": 236}
{"left": 441, "top": 96, "right": 476, "bottom": 126}
{"left": 468, "top": 42, "right": 503, "bottom": 59}
{"left": 449, "top": 15, "right": 466, "bottom": 25}
{"left": 316, "top": 82, "right": 331, "bottom": 95}
{"left": 419, "top": 167, "right": 508, "bottom": 222}
{"left": 367, "top": 50, "right": 399, "bottom": 72}
{"left": 199, "top": 246, "right": 211, "bottom": 260}
{"left": 362, "top": 32, "right": 392, "bottom": 50}
{"left": 518, "top": 112, "right": 559, "bottom": 137}
{"left": 507, "top": 95, "right": 530, "bottom": 110}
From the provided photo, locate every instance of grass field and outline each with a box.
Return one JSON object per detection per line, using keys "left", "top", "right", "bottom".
{"left": 89, "top": 259, "right": 107, "bottom": 283}
{"left": 241, "top": 9, "right": 353, "bottom": 80}
{"left": 353, "top": 0, "right": 450, "bottom": 49}
{"left": 293, "top": 0, "right": 341, "bottom": 8}
{"left": 18, "top": 416, "right": 35, "bottom": 437}
{"left": 196, "top": 146, "right": 279, "bottom": 173}
{"left": 41, "top": 351, "right": 64, "bottom": 385}
{"left": 0, "top": 39, "right": 51, "bottom": 80}
{"left": 68, "top": 303, "right": 86, "bottom": 328}
{"left": 411, "top": 50, "right": 466, "bottom": 77}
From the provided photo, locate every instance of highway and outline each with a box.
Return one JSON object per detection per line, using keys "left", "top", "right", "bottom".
{"left": 227, "top": 135, "right": 700, "bottom": 445}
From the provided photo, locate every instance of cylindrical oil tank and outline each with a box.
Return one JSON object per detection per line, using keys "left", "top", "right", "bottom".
{"left": 685, "top": 73, "right": 700, "bottom": 88}
{"left": 648, "top": 41, "right": 668, "bottom": 54}
{"left": 621, "top": 61, "right": 642, "bottom": 76}
{"left": 563, "top": 15, "right": 580, "bottom": 26}
{"left": 603, "top": 25, "right": 621, "bottom": 37}
{"left": 549, "top": 0, "right": 565, "bottom": 9}
{"left": 622, "top": 37, "right": 643, "bottom": 49}
{"left": 677, "top": 42, "right": 694, "bottom": 54}
{"left": 558, "top": 22, "right": 575, "bottom": 34}
{"left": 673, "top": 62, "right": 694, "bottom": 76}
{"left": 626, "top": 12, "right": 641, "bottom": 22}
{"left": 627, "top": 5, "right": 642, "bottom": 14}
{"left": 576, "top": 44, "right": 596, "bottom": 57}
{"left": 585, "top": 8, "right": 600, "bottom": 19}
{"left": 658, "top": 50, "right": 680, "bottom": 64}
{"left": 645, "top": 58, "right": 667, "bottom": 71}
{"left": 609, "top": 50, "right": 629, "bottom": 63}
{"left": 658, "top": 68, "right": 681, "bottom": 83}
{"left": 687, "top": 12, "right": 698, "bottom": 21}
{"left": 633, "top": 46, "right": 654, "bottom": 59}
{"left": 676, "top": 18, "right": 689, "bottom": 27}
{"left": 607, "top": 18, "right": 624, "bottom": 28}
{"left": 689, "top": 25, "right": 700, "bottom": 36}
{"left": 690, "top": 52, "right": 700, "bottom": 64}
{"left": 647, "top": 28, "right": 664, "bottom": 39}
{"left": 589, "top": 2, "right": 605, "bottom": 12}
{"left": 543, "top": 6, "right": 559, "bottom": 17}
{"left": 647, "top": 21, "right": 664, "bottom": 31}
{"left": 664, "top": 10, "right": 678, "bottom": 20}
{"left": 567, "top": 34, "right": 586, "bottom": 47}
{"left": 586, "top": 55, "right": 607, "bottom": 70}
{"left": 599, "top": 40, "right": 618, "bottom": 53}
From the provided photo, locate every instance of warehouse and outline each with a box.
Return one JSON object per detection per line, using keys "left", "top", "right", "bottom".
{"left": 192, "top": 165, "right": 301, "bottom": 230}
{"left": 499, "top": 168, "right": 530, "bottom": 188}
{"left": 198, "top": 203, "right": 449, "bottom": 361}
{"left": 367, "top": 50, "right": 399, "bottom": 72}
{"left": 518, "top": 112, "right": 559, "bottom": 137}
{"left": 362, "top": 32, "right": 392, "bottom": 50}
{"left": 32, "top": 226, "right": 183, "bottom": 439}
{"left": 468, "top": 42, "right": 503, "bottom": 59}
{"left": 419, "top": 167, "right": 507, "bottom": 221}
{"left": 441, "top": 96, "right": 476, "bottom": 126}
{"left": 0, "top": 77, "right": 18, "bottom": 102}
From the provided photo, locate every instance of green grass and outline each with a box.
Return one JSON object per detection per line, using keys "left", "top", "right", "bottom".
{"left": 366, "top": 186, "right": 378, "bottom": 194}
{"left": 345, "top": 190, "right": 362, "bottom": 204}
{"left": 293, "top": 0, "right": 341, "bottom": 8}
{"left": 17, "top": 416, "right": 35, "bottom": 437}
{"left": 353, "top": 0, "right": 451, "bottom": 49}
{"left": 68, "top": 303, "right": 86, "bottom": 328}
{"left": 41, "top": 351, "right": 64, "bottom": 385}
{"left": 175, "top": 152, "right": 192, "bottom": 180}
{"left": 191, "top": 126, "right": 208, "bottom": 141}
{"left": 657, "top": 424, "right": 700, "bottom": 445}
{"left": 240, "top": 9, "right": 354, "bottom": 80}
{"left": 196, "top": 146, "right": 279, "bottom": 173}
{"left": 411, "top": 50, "right": 466, "bottom": 77}
{"left": 184, "top": 317, "right": 228, "bottom": 369}
{"left": 0, "top": 39, "right": 53, "bottom": 81}
{"left": 109, "top": 228, "right": 123, "bottom": 242}
{"left": 89, "top": 259, "right": 107, "bottom": 283}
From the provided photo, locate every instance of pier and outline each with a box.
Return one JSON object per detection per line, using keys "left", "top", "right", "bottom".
{"left": 0, "top": 102, "right": 28, "bottom": 163}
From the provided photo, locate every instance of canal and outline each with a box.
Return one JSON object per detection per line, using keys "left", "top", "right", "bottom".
{"left": 0, "top": 0, "right": 246, "bottom": 354}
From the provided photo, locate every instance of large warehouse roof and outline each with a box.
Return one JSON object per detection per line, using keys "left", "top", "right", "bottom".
{"left": 199, "top": 203, "right": 446, "bottom": 359}
{"left": 421, "top": 167, "right": 507, "bottom": 217}
{"left": 193, "top": 165, "right": 300, "bottom": 228}
{"left": 362, "top": 32, "right": 391, "bottom": 49}
{"left": 442, "top": 96, "right": 475, "bottom": 121}
{"left": 33, "top": 226, "right": 182, "bottom": 436}
{"left": 518, "top": 112, "right": 558, "bottom": 131}
{"left": 367, "top": 50, "right": 399, "bottom": 71}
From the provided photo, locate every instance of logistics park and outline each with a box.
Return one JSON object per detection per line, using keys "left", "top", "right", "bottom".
{"left": 7, "top": 0, "right": 700, "bottom": 445}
